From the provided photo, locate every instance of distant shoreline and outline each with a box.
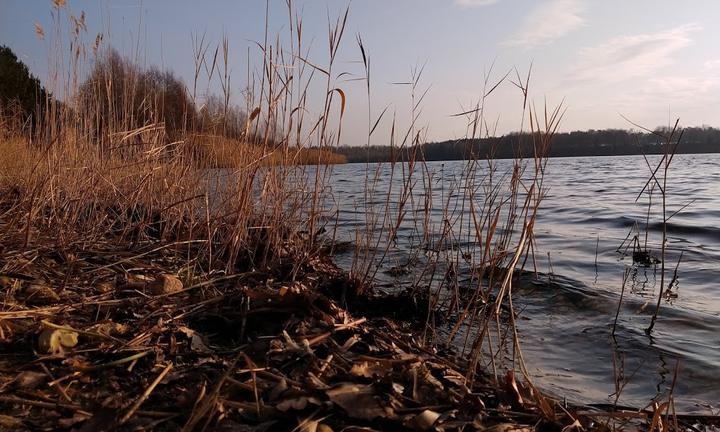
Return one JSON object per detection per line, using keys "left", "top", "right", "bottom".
{"left": 336, "top": 127, "right": 720, "bottom": 163}
{"left": 335, "top": 149, "right": 720, "bottom": 164}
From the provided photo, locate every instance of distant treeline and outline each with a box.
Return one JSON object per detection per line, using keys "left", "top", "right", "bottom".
{"left": 337, "top": 128, "right": 720, "bottom": 163}
{"left": 0, "top": 45, "right": 244, "bottom": 142}
{"left": 1, "top": 45, "right": 348, "bottom": 166}
{"left": 0, "top": 46, "right": 51, "bottom": 132}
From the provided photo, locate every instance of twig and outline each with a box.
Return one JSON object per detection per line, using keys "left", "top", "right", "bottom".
{"left": 119, "top": 362, "right": 173, "bottom": 425}
{"left": 39, "top": 362, "right": 72, "bottom": 403}
{"left": 182, "top": 351, "right": 243, "bottom": 431}
{"left": 612, "top": 268, "right": 631, "bottom": 337}
{"left": 81, "top": 350, "right": 151, "bottom": 371}
{"left": 91, "top": 240, "right": 206, "bottom": 273}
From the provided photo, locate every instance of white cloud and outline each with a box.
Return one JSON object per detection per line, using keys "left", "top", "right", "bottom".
{"left": 454, "top": 0, "right": 498, "bottom": 7}
{"left": 613, "top": 74, "right": 720, "bottom": 111}
{"left": 702, "top": 59, "right": 720, "bottom": 72}
{"left": 568, "top": 23, "right": 702, "bottom": 83}
{"left": 503, "top": 0, "right": 585, "bottom": 47}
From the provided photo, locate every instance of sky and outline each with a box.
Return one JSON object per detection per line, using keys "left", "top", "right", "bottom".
{"left": 2, "top": 0, "right": 720, "bottom": 146}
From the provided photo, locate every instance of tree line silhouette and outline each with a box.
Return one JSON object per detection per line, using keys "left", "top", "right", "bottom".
{"left": 336, "top": 127, "right": 720, "bottom": 163}
{"left": 1, "top": 46, "right": 247, "bottom": 143}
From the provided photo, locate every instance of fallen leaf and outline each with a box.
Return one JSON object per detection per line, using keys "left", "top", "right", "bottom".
{"left": 306, "top": 372, "right": 330, "bottom": 391}
{"left": 89, "top": 321, "right": 128, "bottom": 336}
{"left": 38, "top": 328, "right": 79, "bottom": 355}
{"left": 275, "top": 395, "right": 321, "bottom": 412}
{"left": 350, "top": 361, "right": 391, "bottom": 378}
{"left": 0, "top": 276, "right": 18, "bottom": 289}
{"left": 485, "top": 423, "right": 533, "bottom": 432}
{"left": 326, "top": 383, "right": 390, "bottom": 421}
{"left": 95, "top": 282, "right": 114, "bottom": 293}
{"left": 22, "top": 283, "right": 60, "bottom": 305}
{"left": 14, "top": 371, "right": 46, "bottom": 389}
{"left": 177, "top": 326, "right": 212, "bottom": 353}
{"left": 404, "top": 409, "right": 440, "bottom": 431}
{"left": 149, "top": 274, "right": 183, "bottom": 295}
{"left": 0, "top": 415, "right": 23, "bottom": 429}
{"left": 340, "top": 335, "right": 360, "bottom": 351}
{"left": 561, "top": 419, "right": 582, "bottom": 432}
{"left": 300, "top": 421, "right": 334, "bottom": 432}
{"left": 269, "top": 378, "right": 288, "bottom": 401}
{"left": 58, "top": 412, "right": 91, "bottom": 428}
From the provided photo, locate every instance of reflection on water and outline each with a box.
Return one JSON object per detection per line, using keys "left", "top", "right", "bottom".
{"left": 325, "top": 153, "right": 720, "bottom": 414}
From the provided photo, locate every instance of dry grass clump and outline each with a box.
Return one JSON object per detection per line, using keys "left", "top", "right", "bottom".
{"left": 188, "top": 134, "right": 347, "bottom": 168}
{"left": 0, "top": 0, "right": 353, "bottom": 277}
{"left": 0, "top": 134, "right": 35, "bottom": 188}
{"left": 287, "top": 147, "right": 348, "bottom": 165}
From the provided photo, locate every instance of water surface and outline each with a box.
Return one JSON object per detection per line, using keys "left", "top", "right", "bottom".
{"left": 326, "top": 154, "right": 720, "bottom": 414}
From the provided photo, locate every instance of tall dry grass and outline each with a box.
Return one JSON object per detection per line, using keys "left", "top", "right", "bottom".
{"left": 0, "top": 1, "right": 563, "bottom": 408}
{"left": 0, "top": 1, "right": 350, "bottom": 277}
{"left": 344, "top": 55, "right": 565, "bottom": 402}
{"left": 188, "top": 134, "right": 347, "bottom": 168}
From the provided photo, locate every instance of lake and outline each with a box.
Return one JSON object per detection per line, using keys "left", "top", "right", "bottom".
{"left": 325, "top": 154, "right": 720, "bottom": 414}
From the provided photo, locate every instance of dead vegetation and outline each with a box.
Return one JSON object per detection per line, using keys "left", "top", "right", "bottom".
{"left": 0, "top": 227, "right": 542, "bottom": 431}
{"left": 1, "top": 1, "right": 719, "bottom": 431}
{"left": 5, "top": 221, "right": 709, "bottom": 431}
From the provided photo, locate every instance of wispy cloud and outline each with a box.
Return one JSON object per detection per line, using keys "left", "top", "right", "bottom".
{"left": 568, "top": 23, "right": 702, "bottom": 83}
{"left": 503, "top": 0, "right": 585, "bottom": 47}
{"left": 613, "top": 74, "right": 720, "bottom": 113}
{"left": 454, "top": 0, "right": 499, "bottom": 8}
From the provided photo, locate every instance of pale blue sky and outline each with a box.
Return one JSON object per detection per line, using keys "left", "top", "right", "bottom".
{"left": 2, "top": 0, "right": 720, "bottom": 145}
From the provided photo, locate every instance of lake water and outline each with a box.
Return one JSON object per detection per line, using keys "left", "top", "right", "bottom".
{"left": 325, "top": 154, "right": 720, "bottom": 414}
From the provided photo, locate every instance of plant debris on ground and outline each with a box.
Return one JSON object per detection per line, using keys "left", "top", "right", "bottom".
{"left": 1, "top": 217, "right": 718, "bottom": 432}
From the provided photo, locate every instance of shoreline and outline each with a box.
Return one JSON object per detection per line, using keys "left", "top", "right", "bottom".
{"left": 0, "top": 228, "right": 535, "bottom": 430}
{"left": 1, "top": 219, "right": 718, "bottom": 431}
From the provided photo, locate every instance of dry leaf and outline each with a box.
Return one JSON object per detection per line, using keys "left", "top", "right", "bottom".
{"left": 300, "top": 421, "right": 334, "bottom": 432}
{"left": 269, "top": 378, "right": 288, "bottom": 401}
{"left": 58, "top": 412, "right": 91, "bottom": 428}
{"left": 0, "top": 276, "right": 18, "bottom": 289}
{"left": 33, "top": 23, "right": 45, "bottom": 40}
{"left": 404, "top": 409, "right": 440, "bottom": 431}
{"left": 350, "top": 361, "right": 390, "bottom": 378}
{"left": 95, "top": 282, "right": 114, "bottom": 293}
{"left": 38, "top": 328, "right": 78, "bottom": 355}
{"left": 89, "top": 321, "right": 128, "bottom": 336}
{"left": 14, "top": 371, "right": 46, "bottom": 389}
{"left": 275, "top": 395, "right": 321, "bottom": 412}
{"left": 485, "top": 423, "right": 533, "bottom": 432}
{"left": 150, "top": 274, "right": 183, "bottom": 295}
{"left": 0, "top": 415, "right": 23, "bottom": 429}
{"left": 177, "top": 326, "right": 212, "bottom": 353}
{"left": 561, "top": 419, "right": 582, "bottom": 432}
{"left": 326, "top": 383, "right": 389, "bottom": 421}
{"left": 22, "top": 283, "right": 60, "bottom": 305}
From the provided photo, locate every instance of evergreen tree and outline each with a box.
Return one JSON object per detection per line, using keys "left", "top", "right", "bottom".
{"left": 0, "top": 45, "right": 49, "bottom": 121}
